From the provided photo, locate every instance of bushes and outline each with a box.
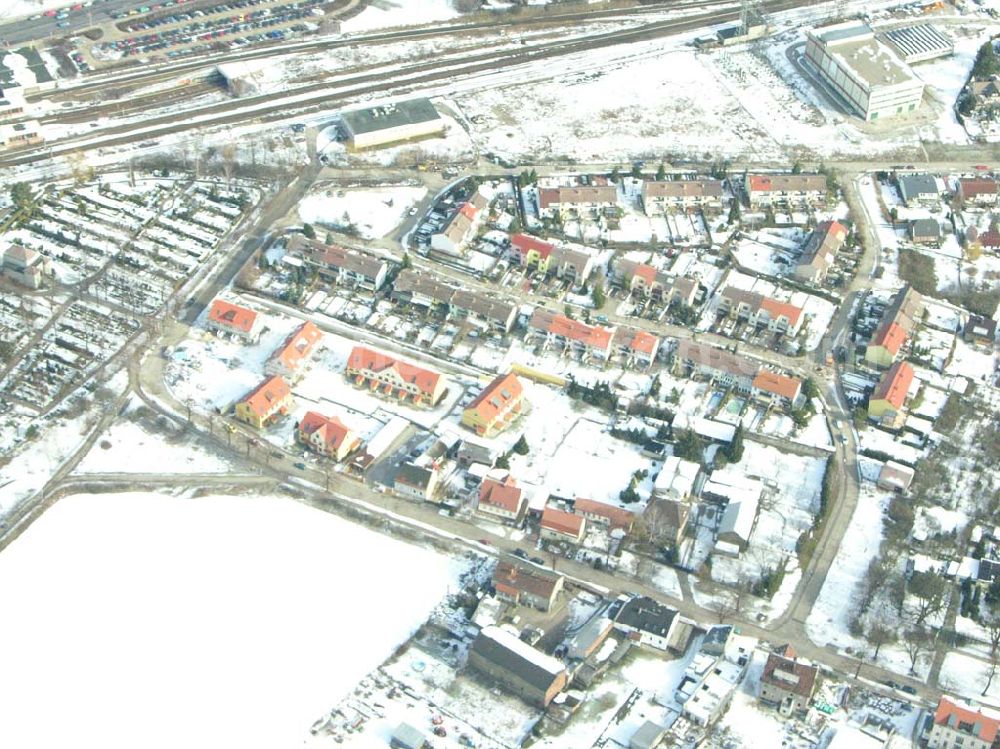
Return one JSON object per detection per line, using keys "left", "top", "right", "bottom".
{"left": 897, "top": 249, "right": 938, "bottom": 295}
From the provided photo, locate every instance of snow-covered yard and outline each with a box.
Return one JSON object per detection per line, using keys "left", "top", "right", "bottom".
{"left": 297, "top": 185, "right": 427, "bottom": 240}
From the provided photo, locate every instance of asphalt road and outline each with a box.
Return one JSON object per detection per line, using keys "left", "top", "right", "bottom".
{"left": 0, "top": 0, "right": 144, "bottom": 46}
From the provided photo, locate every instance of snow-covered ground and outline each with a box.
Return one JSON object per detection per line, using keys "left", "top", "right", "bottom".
{"left": 297, "top": 185, "right": 427, "bottom": 240}
{"left": 339, "top": 0, "right": 460, "bottom": 33}
{"left": 0, "top": 492, "right": 463, "bottom": 749}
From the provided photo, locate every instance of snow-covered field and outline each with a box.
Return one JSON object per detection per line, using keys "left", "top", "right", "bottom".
{"left": 0, "top": 492, "right": 463, "bottom": 749}
{"left": 340, "top": 0, "right": 460, "bottom": 33}
{"left": 298, "top": 185, "right": 427, "bottom": 240}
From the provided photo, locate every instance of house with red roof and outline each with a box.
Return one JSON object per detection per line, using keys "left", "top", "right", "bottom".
{"left": 206, "top": 298, "right": 263, "bottom": 343}
{"left": 751, "top": 370, "right": 804, "bottom": 410}
{"left": 266, "top": 321, "right": 322, "bottom": 379}
{"left": 477, "top": 475, "right": 526, "bottom": 523}
{"left": 613, "top": 259, "right": 700, "bottom": 307}
{"left": 462, "top": 371, "right": 525, "bottom": 437}
{"left": 510, "top": 233, "right": 555, "bottom": 268}
{"left": 612, "top": 326, "right": 661, "bottom": 368}
{"left": 758, "top": 645, "right": 818, "bottom": 716}
{"left": 528, "top": 308, "right": 614, "bottom": 360}
{"left": 718, "top": 287, "right": 804, "bottom": 335}
{"left": 540, "top": 506, "right": 586, "bottom": 543}
{"left": 744, "top": 174, "right": 827, "bottom": 208}
{"left": 345, "top": 346, "right": 448, "bottom": 407}
{"left": 572, "top": 498, "right": 635, "bottom": 533}
{"left": 868, "top": 360, "right": 914, "bottom": 429}
{"left": 865, "top": 285, "right": 923, "bottom": 368}
{"left": 297, "top": 410, "right": 362, "bottom": 461}
{"left": 234, "top": 375, "right": 293, "bottom": 429}
{"left": 958, "top": 177, "right": 999, "bottom": 205}
{"left": 926, "top": 697, "right": 1000, "bottom": 749}
{"left": 492, "top": 560, "right": 564, "bottom": 612}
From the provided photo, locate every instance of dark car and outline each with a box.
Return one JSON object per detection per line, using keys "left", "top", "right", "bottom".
{"left": 530, "top": 556, "right": 546, "bottom": 566}
{"left": 513, "top": 548, "right": 528, "bottom": 559}
{"left": 293, "top": 461, "right": 307, "bottom": 470}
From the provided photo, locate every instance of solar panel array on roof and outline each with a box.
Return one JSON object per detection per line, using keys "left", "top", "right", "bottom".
{"left": 881, "top": 24, "right": 954, "bottom": 63}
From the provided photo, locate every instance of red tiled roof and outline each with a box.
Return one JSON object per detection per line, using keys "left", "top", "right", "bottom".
{"left": 872, "top": 360, "right": 914, "bottom": 410}
{"left": 959, "top": 177, "right": 999, "bottom": 198}
{"left": 761, "top": 652, "right": 818, "bottom": 699}
{"left": 466, "top": 371, "right": 523, "bottom": 422}
{"left": 934, "top": 697, "right": 1000, "bottom": 742}
{"left": 541, "top": 506, "right": 585, "bottom": 537}
{"left": 628, "top": 330, "right": 659, "bottom": 356}
{"left": 547, "top": 314, "right": 612, "bottom": 349}
{"left": 459, "top": 202, "right": 479, "bottom": 221}
{"left": 208, "top": 299, "right": 258, "bottom": 334}
{"left": 479, "top": 476, "right": 523, "bottom": 514}
{"left": 871, "top": 321, "right": 907, "bottom": 356}
{"left": 538, "top": 185, "right": 617, "bottom": 209}
{"left": 270, "top": 321, "right": 322, "bottom": 373}
{"left": 573, "top": 498, "right": 634, "bottom": 531}
{"left": 759, "top": 297, "right": 804, "bottom": 327}
{"left": 347, "top": 346, "right": 442, "bottom": 398}
{"left": 511, "top": 233, "right": 555, "bottom": 259}
{"left": 980, "top": 229, "right": 1000, "bottom": 248}
{"left": 752, "top": 371, "right": 802, "bottom": 401}
{"left": 632, "top": 263, "right": 657, "bottom": 284}
{"left": 240, "top": 375, "right": 290, "bottom": 418}
{"left": 298, "top": 410, "right": 357, "bottom": 453}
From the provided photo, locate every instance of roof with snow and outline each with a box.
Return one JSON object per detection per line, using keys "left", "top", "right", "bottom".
{"left": 339, "top": 98, "right": 441, "bottom": 136}
{"left": 933, "top": 697, "right": 1000, "bottom": 742}
{"left": 471, "top": 626, "right": 566, "bottom": 689}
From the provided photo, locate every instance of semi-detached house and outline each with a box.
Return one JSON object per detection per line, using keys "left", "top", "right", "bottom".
{"left": 745, "top": 174, "right": 827, "bottom": 208}
{"left": 718, "top": 286, "right": 805, "bottom": 335}
{"left": 641, "top": 179, "right": 724, "bottom": 212}
{"left": 529, "top": 308, "right": 614, "bottom": 360}
{"left": 206, "top": 298, "right": 263, "bottom": 343}
{"left": 234, "top": 375, "right": 293, "bottom": 429}
{"left": 265, "top": 320, "right": 322, "bottom": 380}
{"left": 462, "top": 371, "right": 525, "bottom": 437}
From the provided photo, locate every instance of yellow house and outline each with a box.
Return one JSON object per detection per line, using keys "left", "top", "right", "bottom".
{"left": 868, "top": 361, "right": 913, "bottom": 429}
{"left": 462, "top": 371, "right": 525, "bottom": 437}
{"left": 234, "top": 375, "right": 294, "bottom": 429}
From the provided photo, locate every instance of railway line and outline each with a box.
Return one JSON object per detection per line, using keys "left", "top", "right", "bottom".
{"left": 4, "top": 0, "right": 810, "bottom": 169}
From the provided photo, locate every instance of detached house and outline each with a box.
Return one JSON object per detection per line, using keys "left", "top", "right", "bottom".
{"left": 207, "top": 298, "right": 263, "bottom": 343}
{"left": 492, "top": 560, "right": 564, "bottom": 612}
{"left": 958, "top": 177, "right": 999, "bottom": 205}
{"left": 393, "top": 463, "right": 440, "bottom": 501}
{"left": 432, "top": 202, "right": 480, "bottom": 255}
{"left": 793, "top": 220, "right": 847, "bottom": 284}
{"left": 462, "top": 371, "right": 525, "bottom": 437}
{"left": 718, "top": 287, "right": 805, "bottom": 335}
{"left": 537, "top": 185, "right": 617, "bottom": 219}
{"left": 540, "top": 506, "right": 586, "bottom": 544}
{"left": 613, "top": 596, "right": 680, "bottom": 652}
{"left": 265, "top": 321, "right": 322, "bottom": 379}
{"left": 345, "top": 346, "right": 448, "bottom": 407}
{"left": 758, "top": 645, "right": 818, "bottom": 716}
{"left": 529, "top": 308, "right": 614, "bottom": 360}
{"left": 477, "top": 475, "right": 526, "bottom": 523}
{"left": 234, "top": 375, "right": 293, "bottom": 429}
{"left": 2, "top": 244, "right": 50, "bottom": 289}
{"left": 745, "top": 174, "right": 827, "bottom": 208}
{"left": 868, "top": 360, "right": 914, "bottom": 429}
{"left": 926, "top": 697, "right": 1000, "bottom": 749}
{"left": 897, "top": 173, "right": 940, "bottom": 206}
{"left": 751, "top": 370, "right": 804, "bottom": 410}
{"left": 297, "top": 410, "right": 361, "bottom": 461}
{"left": 641, "top": 178, "right": 724, "bottom": 212}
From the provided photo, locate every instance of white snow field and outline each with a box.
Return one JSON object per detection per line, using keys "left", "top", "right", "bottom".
{"left": 0, "top": 492, "right": 462, "bottom": 749}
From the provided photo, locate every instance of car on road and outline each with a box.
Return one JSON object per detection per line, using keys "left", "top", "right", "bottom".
{"left": 901, "top": 685, "right": 917, "bottom": 695}
{"left": 476, "top": 538, "right": 492, "bottom": 546}
{"left": 974, "top": 164, "right": 990, "bottom": 171}
{"left": 293, "top": 461, "right": 307, "bottom": 470}
{"left": 57, "top": 21, "right": 71, "bottom": 27}
{"left": 513, "top": 548, "right": 528, "bottom": 559}
{"left": 530, "top": 556, "right": 545, "bottom": 565}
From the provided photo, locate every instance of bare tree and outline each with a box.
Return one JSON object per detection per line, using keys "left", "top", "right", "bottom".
{"left": 902, "top": 627, "right": 932, "bottom": 675}
{"left": 979, "top": 595, "right": 1000, "bottom": 696}
{"left": 907, "top": 571, "right": 947, "bottom": 626}
{"left": 221, "top": 143, "right": 238, "bottom": 186}
{"left": 867, "top": 623, "right": 897, "bottom": 662}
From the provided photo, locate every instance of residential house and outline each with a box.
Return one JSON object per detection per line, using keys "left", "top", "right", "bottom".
{"left": 297, "top": 410, "right": 361, "bottom": 461}
{"left": 290, "top": 235, "right": 390, "bottom": 290}
{"left": 681, "top": 659, "right": 744, "bottom": 727}
{"left": 508, "top": 233, "right": 593, "bottom": 285}
{"left": 650, "top": 456, "right": 701, "bottom": 546}
{"left": 958, "top": 177, "right": 999, "bottom": 205}
{"left": 758, "top": 646, "right": 819, "bottom": 716}
{"left": 868, "top": 360, "right": 914, "bottom": 429}
{"left": 966, "top": 314, "right": 997, "bottom": 344}
{"left": 793, "top": 220, "right": 847, "bottom": 284}
{"left": 528, "top": 308, "right": 614, "bottom": 360}
{"left": 432, "top": 202, "right": 480, "bottom": 255}
{"left": 674, "top": 340, "right": 759, "bottom": 392}
{"left": 613, "top": 596, "right": 680, "bottom": 651}
{"left": 641, "top": 178, "right": 724, "bottom": 212}
{"left": 865, "top": 285, "right": 923, "bottom": 368}
{"left": 206, "top": 298, "right": 263, "bottom": 343}
{"left": 925, "top": 697, "right": 1000, "bottom": 749}
{"left": 462, "top": 371, "right": 525, "bottom": 437}
{"left": 567, "top": 616, "right": 614, "bottom": 660}
{"left": 716, "top": 495, "right": 759, "bottom": 552}
{"left": 477, "top": 475, "right": 526, "bottom": 523}
{"left": 234, "top": 375, "right": 293, "bottom": 429}
{"left": 629, "top": 721, "right": 667, "bottom": 749}
{"left": 751, "top": 370, "right": 804, "bottom": 410}
{"left": 467, "top": 625, "right": 568, "bottom": 706}
{"left": 572, "top": 498, "right": 635, "bottom": 533}
{"left": 744, "top": 174, "right": 827, "bottom": 208}
{"left": 510, "top": 232, "right": 555, "bottom": 270}
{"left": 718, "top": 287, "right": 805, "bottom": 335}
{"left": 345, "top": 345, "right": 448, "bottom": 407}
{"left": 492, "top": 560, "right": 564, "bottom": 612}
{"left": 970, "top": 77, "right": 1000, "bottom": 103}
{"left": 897, "top": 174, "right": 939, "bottom": 205}
{"left": 540, "top": 506, "right": 586, "bottom": 543}
{"left": 612, "top": 326, "right": 661, "bottom": 368}
{"left": 537, "top": 185, "right": 618, "bottom": 219}
{"left": 393, "top": 463, "right": 440, "bottom": 501}
{"left": 877, "top": 460, "right": 915, "bottom": 493}
{"left": 392, "top": 268, "right": 456, "bottom": 309}
{"left": 1, "top": 244, "right": 50, "bottom": 289}
{"left": 909, "top": 218, "right": 941, "bottom": 245}
{"left": 450, "top": 289, "right": 518, "bottom": 333}
{"left": 265, "top": 321, "right": 322, "bottom": 379}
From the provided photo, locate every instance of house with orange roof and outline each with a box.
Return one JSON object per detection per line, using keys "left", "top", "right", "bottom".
{"left": 462, "top": 371, "right": 525, "bottom": 437}
{"left": 265, "top": 321, "right": 322, "bottom": 379}
{"left": 572, "top": 498, "right": 635, "bottom": 533}
{"left": 751, "top": 370, "right": 804, "bottom": 410}
{"left": 345, "top": 345, "right": 448, "bottom": 407}
{"left": 612, "top": 326, "right": 661, "bottom": 368}
{"left": 477, "top": 475, "right": 526, "bottom": 523}
{"left": 492, "top": 560, "right": 564, "bottom": 612}
{"left": 528, "top": 308, "right": 614, "bottom": 360}
{"left": 926, "top": 696, "right": 1000, "bottom": 749}
{"left": 540, "top": 506, "right": 586, "bottom": 543}
{"left": 296, "top": 410, "right": 361, "bottom": 461}
{"left": 744, "top": 174, "right": 827, "bottom": 208}
{"left": 206, "top": 298, "right": 263, "bottom": 343}
{"left": 614, "top": 258, "right": 698, "bottom": 306}
{"left": 510, "top": 233, "right": 555, "bottom": 269}
{"left": 865, "top": 285, "right": 923, "bottom": 368}
{"left": 234, "top": 375, "right": 293, "bottom": 429}
{"left": 718, "top": 287, "right": 804, "bottom": 335}
{"left": 432, "top": 200, "right": 483, "bottom": 255}
{"left": 868, "top": 360, "right": 914, "bottom": 429}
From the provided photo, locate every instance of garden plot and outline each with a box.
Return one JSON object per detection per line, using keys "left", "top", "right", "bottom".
{"left": 945, "top": 337, "right": 999, "bottom": 384}
{"left": 298, "top": 185, "right": 427, "bottom": 240}
{"left": 731, "top": 227, "right": 806, "bottom": 277}
{"left": 939, "top": 652, "right": 1000, "bottom": 708}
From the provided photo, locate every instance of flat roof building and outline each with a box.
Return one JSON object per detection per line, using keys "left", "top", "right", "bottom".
{"left": 339, "top": 98, "right": 445, "bottom": 150}
{"left": 880, "top": 24, "right": 953, "bottom": 64}
{"left": 805, "top": 21, "right": 924, "bottom": 122}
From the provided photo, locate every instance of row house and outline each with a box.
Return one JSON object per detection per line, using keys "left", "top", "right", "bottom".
{"left": 744, "top": 173, "right": 827, "bottom": 209}
{"left": 612, "top": 259, "right": 699, "bottom": 307}
{"left": 345, "top": 345, "right": 448, "bottom": 407}
{"left": 450, "top": 289, "right": 518, "bottom": 333}
{"left": 492, "top": 560, "right": 564, "bottom": 612}
{"left": 751, "top": 370, "right": 804, "bottom": 410}
{"left": 477, "top": 475, "right": 526, "bottom": 523}
{"left": 864, "top": 284, "right": 923, "bottom": 368}
{"left": 509, "top": 233, "right": 594, "bottom": 286}
{"left": 673, "top": 340, "right": 759, "bottom": 392}
{"left": 612, "top": 326, "right": 661, "bottom": 368}
{"left": 462, "top": 371, "right": 525, "bottom": 437}
{"left": 572, "top": 498, "right": 635, "bottom": 534}
{"left": 718, "top": 286, "right": 805, "bottom": 335}
{"left": 537, "top": 184, "right": 618, "bottom": 219}
{"left": 793, "top": 220, "right": 847, "bottom": 284}
{"left": 207, "top": 298, "right": 263, "bottom": 343}
{"left": 291, "top": 235, "right": 390, "bottom": 291}
{"left": 265, "top": 321, "right": 322, "bottom": 380}
{"left": 528, "top": 308, "right": 614, "bottom": 360}
{"left": 958, "top": 177, "right": 999, "bottom": 205}
{"left": 868, "top": 360, "right": 914, "bottom": 429}
{"left": 296, "top": 410, "right": 362, "bottom": 461}
{"left": 540, "top": 506, "right": 586, "bottom": 543}
{"left": 234, "top": 375, "right": 293, "bottom": 429}
{"left": 641, "top": 178, "right": 724, "bottom": 213}
{"left": 392, "top": 268, "right": 455, "bottom": 309}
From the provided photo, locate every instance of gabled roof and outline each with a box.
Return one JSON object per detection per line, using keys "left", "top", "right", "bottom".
{"left": 239, "top": 375, "right": 291, "bottom": 417}
{"left": 298, "top": 410, "right": 356, "bottom": 452}
{"left": 529, "top": 308, "right": 612, "bottom": 350}
{"left": 394, "top": 462, "right": 436, "bottom": 490}
{"left": 493, "top": 560, "right": 561, "bottom": 600}
{"left": 3, "top": 243, "right": 40, "bottom": 265}
{"left": 752, "top": 370, "right": 802, "bottom": 401}
{"left": 615, "top": 596, "right": 677, "bottom": 637}
{"left": 872, "top": 360, "right": 914, "bottom": 410}
{"left": 573, "top": 498, "right": 635, "bottom": 530}
{"left": 511, "top": 232, "right": 555, "bottom": 259}
{"left": 959, "top": 177, "right": 999, "bottom": 198}
{"left": 612, "top": 327, "right": 660, "bottom": 357}
{"left": 642, "top": 179, "right": 723, "bottom": 200}
{"left": 871, "top": 320, "right": 907, "bottom": 356}
{"left": 538, "top": 185, "right": 617, "bottom": 209}
{"left": 479, "top": 476, "right": 523, "bottom": 514}
{"left": 270, "top": 321, "right": 322, "bottom": 373}
{"left": 208, "top": 299, "right": 258, "bottom": 334}
{"left": 291, "top": 235, "right": 388, "bottom": 279}
{"left": 541, "top": 506, "right": 585, "bottom": 536}
{"left": 346, "top": 346, "right": 442, "bottom": 397}
{"left": 761, "top": 652, "right": 818, "bottom": 698}
{"left": 466, "top": 371, "right": 523, "bottom": 422}
{"left": 759, "top": 297, "right": 804, "bottom": 327}
{"left": 747, "top": 174, "right": 827, "bottom": 194}
{"left": 470, "top": 626, "right": 565, "bottom": 691}
{"left": 933, "top": 697, "right": 1000, "bottom": 742}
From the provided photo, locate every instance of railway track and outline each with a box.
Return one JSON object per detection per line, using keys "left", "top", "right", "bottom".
{"left": 3, "top": 0, "right": 809, "bottom": 169}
